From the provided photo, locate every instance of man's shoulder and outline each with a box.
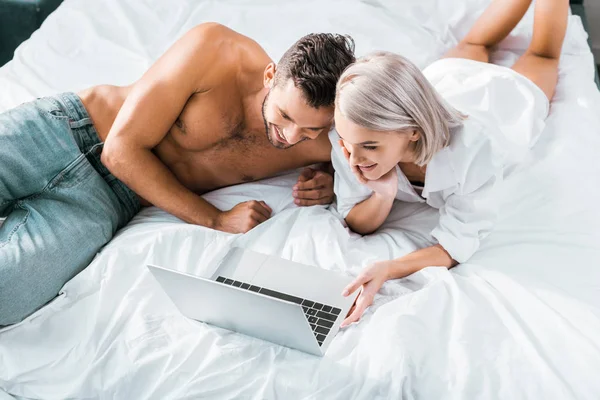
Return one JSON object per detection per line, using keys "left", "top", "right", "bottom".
{"left": 180, "top": 23, "right": 240, "bottom": 64}
{"left": 186, "top": 23, "right": 267, "bottom": 61}
{"left": 181, "top": 23, "right": 270, "bottom": 84}
{"left": 187, "top": 22, "right": 240, "bottom": 46}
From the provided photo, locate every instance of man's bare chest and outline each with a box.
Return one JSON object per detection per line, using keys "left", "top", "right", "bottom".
{"left": 153, "top": 98, "right": 320, "bottom": 192}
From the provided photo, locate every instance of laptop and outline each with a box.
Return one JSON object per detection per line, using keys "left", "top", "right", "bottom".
{"left": 148, "top": 247, "right": 359, "bottom": 356}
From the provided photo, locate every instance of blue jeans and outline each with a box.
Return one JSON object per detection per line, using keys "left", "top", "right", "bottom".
{"left": 0, "top": 93, "right": 140, "bottom": 326}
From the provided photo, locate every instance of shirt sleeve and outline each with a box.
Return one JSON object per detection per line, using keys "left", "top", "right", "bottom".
{"left": 430, "top": 130, "right": 504, "bottom": 263}
{"left": 329, "top": 130, "right": 373, "bottom": 219}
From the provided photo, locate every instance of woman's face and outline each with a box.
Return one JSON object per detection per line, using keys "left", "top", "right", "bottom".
{"left": 334, "top": 108, "right": 420, "bottom": 181}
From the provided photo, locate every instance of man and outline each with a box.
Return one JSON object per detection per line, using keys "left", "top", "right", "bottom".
{"left": 0, "top": 23, "right": 356, "bottom": 325}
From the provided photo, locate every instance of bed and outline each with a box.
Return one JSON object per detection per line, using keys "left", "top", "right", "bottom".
{"left": 1, "top": 0, "right": 600, "bottom": 398}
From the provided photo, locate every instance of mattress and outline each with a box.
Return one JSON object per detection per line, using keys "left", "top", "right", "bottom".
{"left": 1, "top": 0, "right": 600, "bottom": 398}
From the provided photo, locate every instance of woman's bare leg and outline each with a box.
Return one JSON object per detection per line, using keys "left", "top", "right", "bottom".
{"left": 510, "top": 0, "right": 568, "bottom": 100}
{"left": 443, "top": 0, "right": 533, "bottom": 62}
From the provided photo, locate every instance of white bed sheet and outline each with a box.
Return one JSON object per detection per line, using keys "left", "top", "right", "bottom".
{"left": 1, "top": 0, "right": 600, "bottom": 399}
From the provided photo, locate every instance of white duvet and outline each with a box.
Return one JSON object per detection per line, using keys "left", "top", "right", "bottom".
{"left": 1, "top": 0, "right": 600, "bottom": 399}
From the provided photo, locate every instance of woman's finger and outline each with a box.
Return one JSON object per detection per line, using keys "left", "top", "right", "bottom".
{"left": 340, "top": 299, "right": 368, "bottom": 328}
{"left": 340, "top": 140, "right": 370, "bottom": 186}
{"left": 340, "top": 143, "right": 351, "bottom": 161}
{"left": 351, "top": 166, "right": 368, "bottom": 185}
{"left": 342, "top": 274, "right": 369, "bottom": 296}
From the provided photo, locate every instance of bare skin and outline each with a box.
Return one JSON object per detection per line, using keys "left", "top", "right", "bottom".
{"left": 77, "top": 23, "right": 335, "bottom": 234}
{"left": 339, "top": 0, "right": 569, "bottom": 327}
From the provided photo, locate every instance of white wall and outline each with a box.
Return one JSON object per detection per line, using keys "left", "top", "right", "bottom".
{"left": 585, "top": 0, "right": 600, "bottom": 62}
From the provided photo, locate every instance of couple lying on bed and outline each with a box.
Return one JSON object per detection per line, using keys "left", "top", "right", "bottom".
{"left": 0, "top": 0, "right": 567, "bottom": 328}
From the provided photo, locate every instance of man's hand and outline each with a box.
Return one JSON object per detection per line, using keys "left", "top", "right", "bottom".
{"left": 293, "top": 167, "right": 334, "bottom": 206}
{"left": 213, "top": 200, "right": 272, "bottom": 233}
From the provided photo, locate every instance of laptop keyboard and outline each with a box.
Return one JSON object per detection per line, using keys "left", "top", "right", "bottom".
{"left": 216, "top": 276, "right": 341, "bottom": 347}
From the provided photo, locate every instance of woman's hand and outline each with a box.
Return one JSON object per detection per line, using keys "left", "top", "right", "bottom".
{"left": 339, "top": 140, "right": 398, "bottom": 198}
{"left": 340, "top": 245, "right": 458, "bottom": 327}
{"left": 340, "top": 260, "right": 393, "bottom": 328}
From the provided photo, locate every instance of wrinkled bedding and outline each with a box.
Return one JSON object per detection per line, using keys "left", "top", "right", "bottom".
{"left": 1, "top": 0, "right": 600, "bottom": 398}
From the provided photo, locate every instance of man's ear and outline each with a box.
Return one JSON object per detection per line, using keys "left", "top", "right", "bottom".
{"left": 264, "top": 62, "right": 276, "bottom": 88}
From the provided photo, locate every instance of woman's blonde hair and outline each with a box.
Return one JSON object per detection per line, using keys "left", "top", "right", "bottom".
{"left": 335, "top": 51, "right": 466, "bottom": 166}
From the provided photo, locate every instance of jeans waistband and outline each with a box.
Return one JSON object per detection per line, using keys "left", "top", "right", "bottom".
{"left": 52, "top": 92, "right": 141, "bottom": 217}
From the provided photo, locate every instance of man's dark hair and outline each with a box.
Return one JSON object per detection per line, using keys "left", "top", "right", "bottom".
{"left": 275, "top": 33, "right": 356, "bottom": 108}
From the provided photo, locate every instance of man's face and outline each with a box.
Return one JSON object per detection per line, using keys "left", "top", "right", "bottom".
{"left": 262, "top": 78, "right": 333, "bottom": 149}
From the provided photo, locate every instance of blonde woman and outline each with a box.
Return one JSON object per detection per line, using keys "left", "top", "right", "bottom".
{"left": 333, "top": 0, "right": 568, "bottom": 327}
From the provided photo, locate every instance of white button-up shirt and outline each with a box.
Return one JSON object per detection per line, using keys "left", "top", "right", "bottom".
{"left": 331, "top": 57, "right": 549, "bottom": 263}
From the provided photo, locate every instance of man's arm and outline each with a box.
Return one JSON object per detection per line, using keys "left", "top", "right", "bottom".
{"left": 101, "top": 24, "right": 270, "bottom": 232}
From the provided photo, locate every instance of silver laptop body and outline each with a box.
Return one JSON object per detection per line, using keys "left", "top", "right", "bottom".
{"left": 148, "top": 247, "right": 359, "bottom": 356}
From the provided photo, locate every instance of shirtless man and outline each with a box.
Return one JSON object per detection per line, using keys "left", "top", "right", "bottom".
{"left": 0, "top": 24, "right": 356, "bottom": 326}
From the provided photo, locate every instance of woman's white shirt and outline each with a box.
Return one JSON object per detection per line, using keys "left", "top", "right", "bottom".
{"left": 331, "top": 57, "right": 549, "bottom": 263}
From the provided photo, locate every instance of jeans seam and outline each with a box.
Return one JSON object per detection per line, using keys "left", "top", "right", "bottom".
{"left": 0, "top": 156, "right": 87, "bottom": 248}
{"left": 47, "top": 112, "right": 70, "bottom": 121}
{"left": 48, "top": 154, "right": 87, "bottom": 193}
{"left": 40, "top": 97, "right": 70, "bottom": 121}
{"left": 13, "top": 154, "right": 87, "bottom": 206}
{"left": 0, "top": 202, "right": 30, "bottom": 248}
{"left": 47, "top": 154, "right": 92, "bottom": 191}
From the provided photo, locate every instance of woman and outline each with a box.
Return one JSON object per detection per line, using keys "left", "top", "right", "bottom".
{"left": 333, "top": 0, "right": 568, "bottom": 327}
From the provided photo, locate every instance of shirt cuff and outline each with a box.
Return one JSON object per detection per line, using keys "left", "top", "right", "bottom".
{"left": 431, "top": 226, "right": 480, "bottom": 263}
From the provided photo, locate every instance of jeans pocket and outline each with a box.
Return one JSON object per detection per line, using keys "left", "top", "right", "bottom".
{"left": 48, "top": 109, "right": 70, "bottom": 120}
{"left": 45, "top": 154, "right": 94, "bottom": 192}
{"left": 36, "top": 97, "right": 69, "bottom": 120}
